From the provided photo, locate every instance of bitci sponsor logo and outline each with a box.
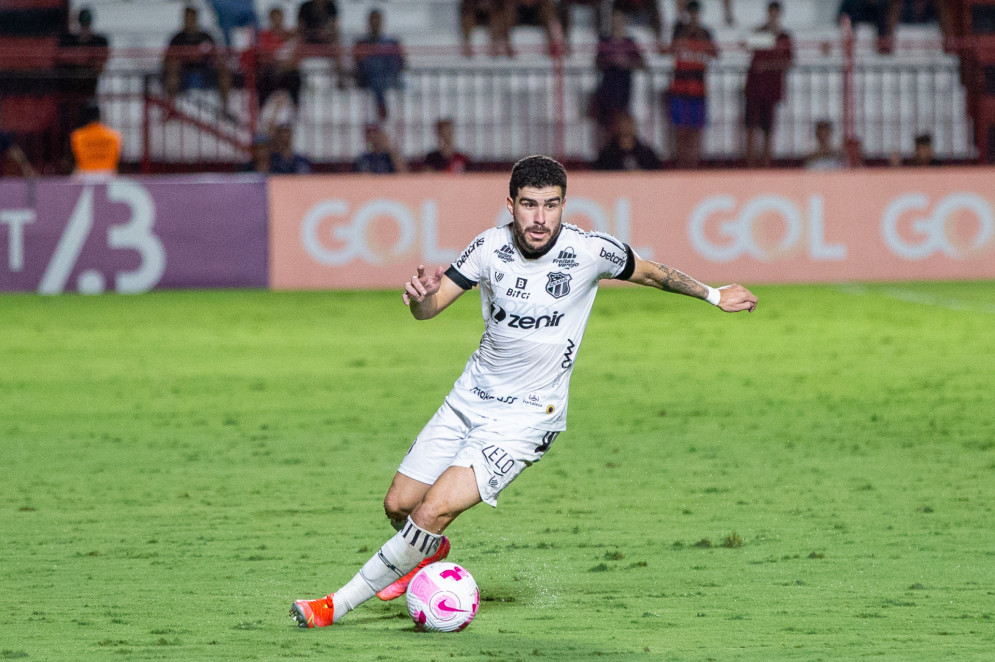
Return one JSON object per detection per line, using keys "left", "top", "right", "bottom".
{"left": 506, "top": 276, "right": 530, "bottom": 300}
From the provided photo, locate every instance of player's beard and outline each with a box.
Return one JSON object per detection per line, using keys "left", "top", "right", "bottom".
{"left": 512, "top": 220, "right": 561, "bottom": 259}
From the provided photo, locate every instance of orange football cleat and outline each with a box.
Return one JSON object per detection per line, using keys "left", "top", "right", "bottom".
{"left": 376, "top": 536, "right": 451, "bottom": 601}
{"left": 290, "top": 594, "right": 335, "bottom": 628}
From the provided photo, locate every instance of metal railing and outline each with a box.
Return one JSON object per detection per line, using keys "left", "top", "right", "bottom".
{"left": 1, "top": 41, "right": 977, "bottom": 171}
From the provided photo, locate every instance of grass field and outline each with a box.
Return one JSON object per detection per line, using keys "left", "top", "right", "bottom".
{"left": 2, "top": 281, "right": 994, "bottom": 661}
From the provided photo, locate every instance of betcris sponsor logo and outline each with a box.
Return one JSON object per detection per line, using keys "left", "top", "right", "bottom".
{"left": 490, "top": 303, "right": 565, "bottom": 330}
{"left": 455, "top": 237, "right": 486, "bottom": 268}
{"left": 599, "top": 246, "right": 625, "bottom": 266}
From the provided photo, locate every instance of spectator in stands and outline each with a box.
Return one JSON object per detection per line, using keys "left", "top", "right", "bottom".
{"left": 297, "top": 0, "right": 345, "bottom": 83}
{"left": 461, "top": 0, "right": 512, "bottom": 57}
{"left": 664, "top": 0, "right": 718, "bottom": 169}
{"left": 611, "top": 0, "right": 664, "bottom": 52}
{"left": 743, "top": 1, "right": 793, "bottom": 168}
{"left": 70, "top": 102, "right": 121, "bottom": 175}
{"left": 355, "top": 123, "right": 408, "bottom": 174}
{"left": 563, "top": 0, "right": 663, "bottom": 51}
{"left": 464, "top": 0, "right": 564, "bottom": 58}
{"left": 804, "top": 120, "right": 847, "bottom": 171}
{"left": 909, "top": 132, "right": 940, "bottom": 166}
{"left": 58, "top": 7, "right": 109, "bottom": 107}
{"left": 593, "top": 112, "right": 663, "bottom": 170}
{"left": 259, "top": 89, "right": 297, "bottom": 137}
{"left": 269, "top": 123, "right": 312, "bottom": 174}
{"left": 298, "top": 0, "right": 339, "bottom": 44}
{"left": 57, "top": 6, "right": 110, "bottom": 162}
{"left": 423, "top": 118, "right": 471, "bottom": 173}
{"left": 163, "top": 5, "right": 233, "bottom": 119}
{"left": 897, "top": 0, "right": 954, "bottom": 46}
{"left": 506, "top": 0, "right": 566, "bottom": 57}
{"left": 591, "top": 11, "right": 645, "bottom": 141}
{"left": 460, "top": 0, "right": 514, "bottom": 57}
{"left": 205, "top": 0, "right": 258, "bottom": 47}
{"left": 254, "top": 6, "right": 302, "bottom": 111}
{"left": 837, "top": 0, "right": 898, "bottom": 54}
{"left": 241, "top": 132, "right": 272, "bottom": 173}
{"left": 0, "top": 131, "right": 37, "bottom": 178}
{"left": 354, "top": 9, "right": 406, "bottom": 121}
{"left": 891, "top": 132, "right": 940, "bottom": 166}
{"left": 898, "top": 0, "right": 933, "bottom": 24}
{"left": 673, "top": 0, "right": 735, "bottom": 28}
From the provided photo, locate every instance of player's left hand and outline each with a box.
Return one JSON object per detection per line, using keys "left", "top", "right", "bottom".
{"left": 716, "top": 284, "right": 758, "bottom": 313}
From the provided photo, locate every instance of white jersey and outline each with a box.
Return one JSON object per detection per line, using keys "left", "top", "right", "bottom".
{"left": 444, "top": 222, "right": 634, "bottom": 431}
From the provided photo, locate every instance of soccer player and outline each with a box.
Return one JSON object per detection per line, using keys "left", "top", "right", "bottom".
{"left": 290, "top": 155, "right": 758, "bottom": 628}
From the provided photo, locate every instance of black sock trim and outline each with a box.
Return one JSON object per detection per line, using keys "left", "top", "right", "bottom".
{"left": 402, "top": 517, "right": 441, "bottom": 556}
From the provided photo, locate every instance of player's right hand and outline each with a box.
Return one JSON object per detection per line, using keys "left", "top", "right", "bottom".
{"left": 403, "top": 265, "right": 444, "bottom": 306}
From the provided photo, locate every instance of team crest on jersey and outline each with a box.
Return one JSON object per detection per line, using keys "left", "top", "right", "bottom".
{"left": 495, "top": 244, "right": 515, "bottom": 263}
{"left": 495, "top": 271, "right": 504, "bottom": 282}
{"left": 553, "top": 246, "right": 579, "bottom": 268}
{"left": 545, "top": 272, "right": 572, "bottom": 299}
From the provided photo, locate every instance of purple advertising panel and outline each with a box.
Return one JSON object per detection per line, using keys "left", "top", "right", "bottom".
{"left": 0, "top": 175, "right": 268, "bottom": 293}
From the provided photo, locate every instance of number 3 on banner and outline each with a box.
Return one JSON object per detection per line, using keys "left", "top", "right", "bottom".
{"left": 38, "top": 181, "right": 165, "bottom": 294}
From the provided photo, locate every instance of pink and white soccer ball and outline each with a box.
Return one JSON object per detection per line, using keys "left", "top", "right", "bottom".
{"left": 406, "top": 561, "right": 480, "bottom": 632}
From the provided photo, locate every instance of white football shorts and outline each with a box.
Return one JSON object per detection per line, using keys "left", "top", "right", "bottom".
{"left": 397, "top": 399, "right": 560, "bottom": 507}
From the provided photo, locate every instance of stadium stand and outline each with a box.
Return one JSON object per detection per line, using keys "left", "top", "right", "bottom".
{"left": 0, "top": 0, "right": 69, "bottom": 169}
{"left": 958, "top": 0, "right": 995, "bottom": 162}
{"left": 25, "top": 0, "right": 983, "bottom": 170}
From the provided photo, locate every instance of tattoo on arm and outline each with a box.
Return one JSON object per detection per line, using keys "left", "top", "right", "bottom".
{"left": 650, "top": 262, "right": 707, "bottom": 299}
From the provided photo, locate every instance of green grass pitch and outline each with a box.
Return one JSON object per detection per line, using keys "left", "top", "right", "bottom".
{"left": 2, "top": 282, "right": 994, "bottom": 661}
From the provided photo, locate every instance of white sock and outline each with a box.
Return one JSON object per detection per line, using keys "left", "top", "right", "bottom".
{"left": 331, "top": 517, "right": 442, "bottom": 622}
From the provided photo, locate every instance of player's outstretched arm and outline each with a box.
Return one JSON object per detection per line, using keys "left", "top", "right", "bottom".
{"left": 402, "top": 265, "right": 467, "bottom": 320}
{"left": 627, "top": 255, "right": 757, "bottom": 313}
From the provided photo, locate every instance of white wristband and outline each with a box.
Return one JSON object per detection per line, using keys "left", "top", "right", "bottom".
{"left": 705, "top": 286, "right": 722, "bottom": 306}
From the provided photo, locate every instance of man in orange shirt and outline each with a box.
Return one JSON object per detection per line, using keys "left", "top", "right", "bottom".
{"left": 71, "top": 103, "right": 121, "bottom": 174}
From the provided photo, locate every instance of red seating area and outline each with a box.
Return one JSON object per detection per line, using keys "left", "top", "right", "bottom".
{"left": 0, "top": 1, "right": 67, "bottom": 166}
{"left": 956, "top": 0, "right": 995, "bottom": 161}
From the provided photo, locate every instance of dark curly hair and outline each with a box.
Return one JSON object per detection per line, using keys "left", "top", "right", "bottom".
{"left": 509, "top": 155, "right": 567, "bottom": 199}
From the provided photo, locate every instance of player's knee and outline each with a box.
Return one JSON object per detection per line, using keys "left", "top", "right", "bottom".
{"left": 410, "top": 499, "right": 459, "bottom": 534}
{"left": 382, "top": 494, "right": 411, "bottom": 523}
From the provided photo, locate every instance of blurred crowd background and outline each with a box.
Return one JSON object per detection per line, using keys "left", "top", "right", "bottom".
{"left": 1, "top": 0, "right": 993, "bottom": 176}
